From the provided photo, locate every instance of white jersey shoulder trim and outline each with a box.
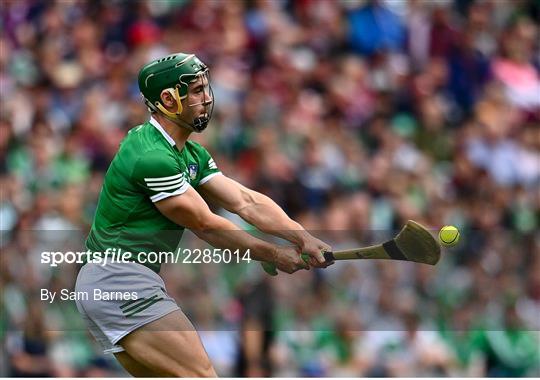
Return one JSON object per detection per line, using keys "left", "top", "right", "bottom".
{"left": 150, "top": 182, "right": 190, "bottom": 202}
{"left": 198, "top": 172, "right": 222, "bottom": 186}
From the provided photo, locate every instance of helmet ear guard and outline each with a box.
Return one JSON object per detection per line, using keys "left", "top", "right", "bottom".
{"left": 155, "top": 85, "right": 184, "bottom": 119}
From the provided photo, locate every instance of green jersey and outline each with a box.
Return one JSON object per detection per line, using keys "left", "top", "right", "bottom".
{"left": 86, "top": 117, "right": 221, "bottom": 273}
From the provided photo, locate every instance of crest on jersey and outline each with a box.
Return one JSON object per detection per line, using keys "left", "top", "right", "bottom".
{"left": 188, "top": 164, "right": 198, "bottom": 180}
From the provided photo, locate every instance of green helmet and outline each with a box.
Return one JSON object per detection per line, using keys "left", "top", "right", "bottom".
{"left": 138, "top": 53, "right": 213, "bottom": 132}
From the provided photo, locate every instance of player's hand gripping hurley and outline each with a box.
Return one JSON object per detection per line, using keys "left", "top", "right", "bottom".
{"left": 261, "top": 220, "right": 441, "bottom": 275}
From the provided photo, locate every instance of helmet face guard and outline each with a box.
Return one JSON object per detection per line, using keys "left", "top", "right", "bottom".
{"left": 138, "top": 53, "right": 214, "bottom": 132}
{"left": 183, "top": 70, "right": 214, "bottom": 132}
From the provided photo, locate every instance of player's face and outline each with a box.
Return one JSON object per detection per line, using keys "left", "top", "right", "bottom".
{"left": 182, "top": 75, "right": 213, "bottom": 123}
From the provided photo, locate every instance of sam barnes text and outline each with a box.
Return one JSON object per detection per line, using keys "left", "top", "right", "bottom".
{"left": 41, "top": 289, "right": 138, "bottom": 303}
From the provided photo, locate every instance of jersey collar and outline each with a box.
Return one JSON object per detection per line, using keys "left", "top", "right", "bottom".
{"left": 149, "top": 116, "right": 176, "bottom": 146}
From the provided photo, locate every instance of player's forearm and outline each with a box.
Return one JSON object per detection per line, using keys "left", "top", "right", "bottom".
{"left": 192, "top": 214, "right": 278, "bottom": 262}
{"left": 237, "top": 194, "right": 310, "bottom": 246}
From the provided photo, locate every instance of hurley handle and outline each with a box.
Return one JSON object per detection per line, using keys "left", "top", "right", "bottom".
{"left": 261, "top": 252, "right": 335, "bottom": 276}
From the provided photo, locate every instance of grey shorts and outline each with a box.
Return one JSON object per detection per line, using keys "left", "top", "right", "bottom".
{"left": 75, "top": 262, "right": 179, "bottom": 354}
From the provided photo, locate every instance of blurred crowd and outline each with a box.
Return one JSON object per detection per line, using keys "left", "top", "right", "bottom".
{"left": 1, "top": 0, "right": 539, "bottom": 377}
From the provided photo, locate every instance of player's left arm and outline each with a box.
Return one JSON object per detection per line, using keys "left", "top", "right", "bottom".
{"left": 198, "top": 174, "right": 331, "bottom": 267}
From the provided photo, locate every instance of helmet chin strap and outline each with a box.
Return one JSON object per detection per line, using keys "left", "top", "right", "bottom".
{"left": 191, "top": 114, "right": 210, "bottom": 132}
{"left": 187, "top": 98, "right": 212, "bottom": 132}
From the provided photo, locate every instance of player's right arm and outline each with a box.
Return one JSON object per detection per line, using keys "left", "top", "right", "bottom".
{"left": 132, "top": 150, "right": 307, "bottom": 273}
{"left": 155, "top": 187, "right": 308, "bottom": 273}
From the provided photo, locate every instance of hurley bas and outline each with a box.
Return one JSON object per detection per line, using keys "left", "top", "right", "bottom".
{"left": 41, "top": 289, "right": 138, "bottom": 303}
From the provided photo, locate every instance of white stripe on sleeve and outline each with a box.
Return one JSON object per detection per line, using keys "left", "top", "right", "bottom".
{"left": 199, "top": 172, "right": 222, "bottom": 186}
{"left": 147, "top": 180, "right": 187, "bottom": 192}
{"left": 150, "top": 182, "right": 190, "bottom": 202}
{"left": 144, "top": 172, "right": 184, "bottom": 182}
{"left": 145, "top": 175, "right": 185, "bottom": 188}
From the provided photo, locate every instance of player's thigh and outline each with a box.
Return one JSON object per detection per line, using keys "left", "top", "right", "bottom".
{"left": 118, "top": 310, "right": 217, "bottom": 377}
{"left": 114, "top": 351, "right": 162, "bottom": 377}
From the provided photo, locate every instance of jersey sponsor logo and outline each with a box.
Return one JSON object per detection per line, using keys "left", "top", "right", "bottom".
{"left": 208, "top": 158, "right": 217, "bottom": 170}
{"left": 188, "top": 164, "right": 198, "bottom": 180}
{"left": 144, "top": 173, "right": 186, "bottom": 192}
